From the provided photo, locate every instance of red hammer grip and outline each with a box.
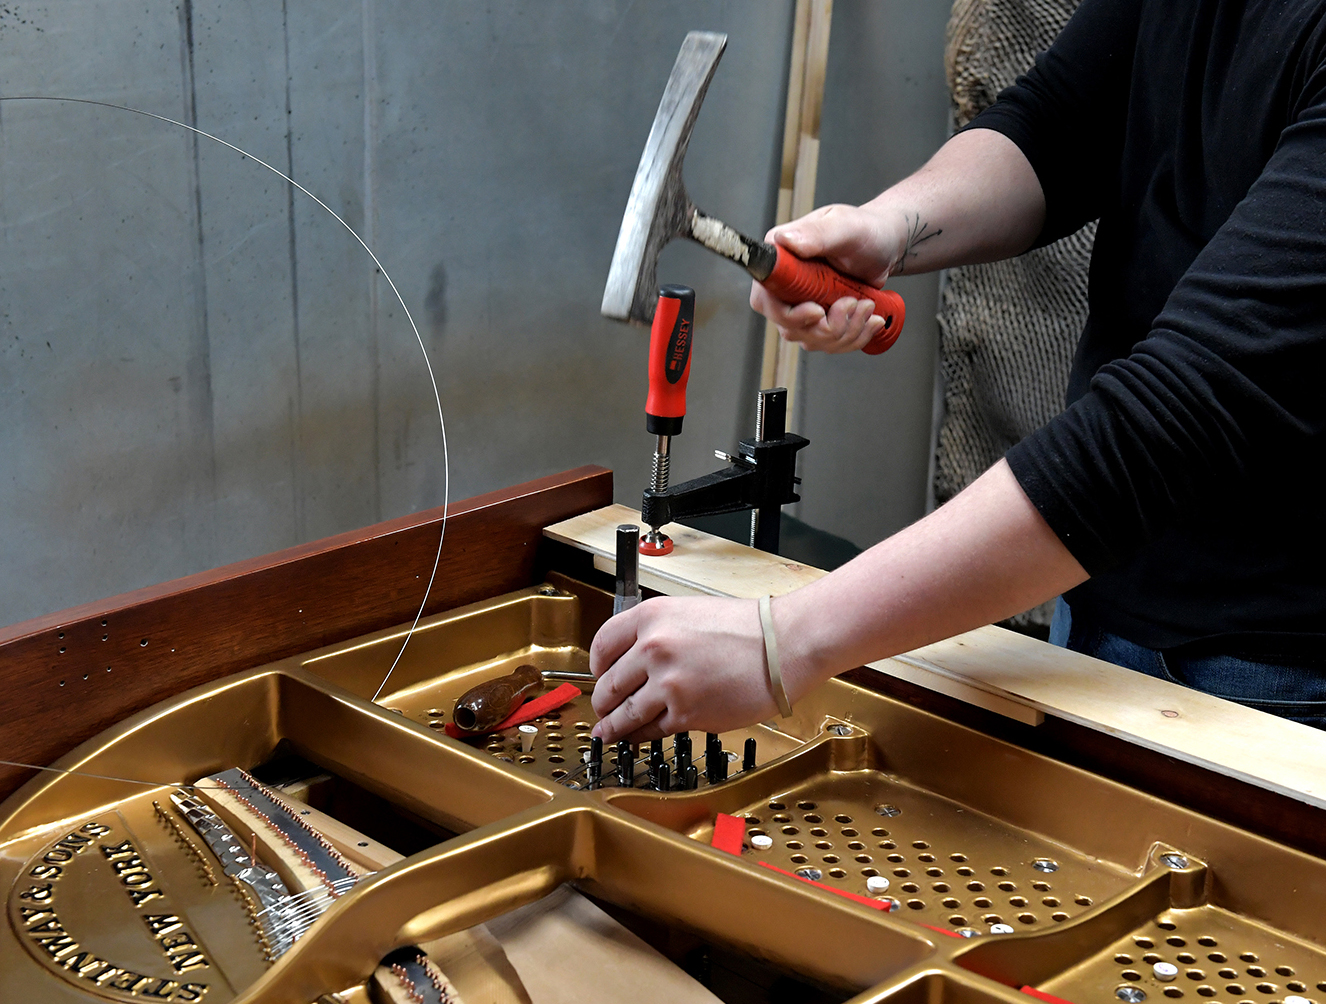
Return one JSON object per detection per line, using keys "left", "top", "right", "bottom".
{"left": 764, "top": 245, "right": 905, "bottom": 355}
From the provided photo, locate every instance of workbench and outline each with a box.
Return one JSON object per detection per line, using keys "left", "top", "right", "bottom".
{"left": 3, "top": 466, "right": 1325, "bottom": 1004}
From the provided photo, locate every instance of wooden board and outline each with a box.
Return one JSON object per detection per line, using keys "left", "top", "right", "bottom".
{"left": 545, "top": 503, "right": 1326, "bottom": 811}
{"left": 0, "top": 465, "right": 613, "bottom": 802}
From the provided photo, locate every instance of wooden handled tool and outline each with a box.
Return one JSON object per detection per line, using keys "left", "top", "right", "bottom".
{"left": 602, "top": 31, "right": 904, "bottom": 355}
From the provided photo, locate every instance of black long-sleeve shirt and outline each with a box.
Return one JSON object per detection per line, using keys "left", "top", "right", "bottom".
{"left": 971, "top": 0, "right": 1326, "bottom": 657}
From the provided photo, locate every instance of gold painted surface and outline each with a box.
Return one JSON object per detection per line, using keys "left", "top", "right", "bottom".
{"left": 3, "top": 580, "right": 1326, "bottom": 1004}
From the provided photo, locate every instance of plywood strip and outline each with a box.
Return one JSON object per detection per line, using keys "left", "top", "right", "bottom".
{"left": 545, "top": 503, "right": 1326, "bottom": 809}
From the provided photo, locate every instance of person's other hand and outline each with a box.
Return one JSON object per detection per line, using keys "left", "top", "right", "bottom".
{"left": 749, "top": 203, "right": 902, "bottom": 353}
{"left": 589, "top": 596, "right": 780, "bottom": 744}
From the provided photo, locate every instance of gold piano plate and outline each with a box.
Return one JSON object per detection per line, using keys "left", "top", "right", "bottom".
{"left": 6, "top": 577, "right": 1326, "bottom": 1004}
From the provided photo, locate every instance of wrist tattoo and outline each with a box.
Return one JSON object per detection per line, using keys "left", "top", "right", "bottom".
{"left": 894, "top": 213, "right": 942, "bottom": 274}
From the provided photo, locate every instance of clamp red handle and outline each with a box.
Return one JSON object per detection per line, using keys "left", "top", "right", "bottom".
{"left": 763, "top": 244, "right": 905, "bottom": 355}
{"left": 645, "top": 284, "right": 695, "bottom": 435}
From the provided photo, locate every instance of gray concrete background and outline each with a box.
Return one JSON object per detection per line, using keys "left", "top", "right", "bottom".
{"left": 0, "top": 1, "right": 951, "bottom": 628}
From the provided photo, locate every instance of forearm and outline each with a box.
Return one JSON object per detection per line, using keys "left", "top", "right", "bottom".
{"left": 776, "top": 459, "right": 1087, "bottom": 700}
{"left": 869, "top": 128, "right": 1046, "bottom": 277}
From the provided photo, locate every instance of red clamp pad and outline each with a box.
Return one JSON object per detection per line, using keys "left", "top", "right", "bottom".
{"left": 638, "top": 535, "right": 673, "bottom": 556}
{"left": 444, "top": 683, "right": 582, "bottom": 739}
{"left": 711, "top": 813, "right": 747, "bottom": 856}
{"left": 1022, "top": 989, "right": 1078, "bottom": 1004}
{"left": 757, "top": 861, "right": 891, "bottom": 911}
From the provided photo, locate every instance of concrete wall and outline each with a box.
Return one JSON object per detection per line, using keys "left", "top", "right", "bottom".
{"left": 0, "top": 0, "right": 951, "bottom": 627}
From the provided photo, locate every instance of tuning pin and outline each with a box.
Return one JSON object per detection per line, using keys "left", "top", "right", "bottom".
{"left": 743, "top": 737, "right": 757, "bottom": 772}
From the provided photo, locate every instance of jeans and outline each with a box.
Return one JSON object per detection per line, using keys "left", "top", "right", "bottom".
{"left": 1050, "top": 598, "right": 1326, "bottom": 730}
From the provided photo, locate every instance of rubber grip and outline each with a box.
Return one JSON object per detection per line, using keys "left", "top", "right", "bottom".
{"left": 764, "top": 244, "right": 905, "bottom": 355}
{"left": 646, "top": 285, "right": 695, "bottom": 430}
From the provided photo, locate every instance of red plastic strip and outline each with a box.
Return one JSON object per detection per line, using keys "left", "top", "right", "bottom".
{"left": 711, "top": 813, "right": 746, "bottom": 856}
{"left": 1021, "top": 988, "right": 1077, "bottom": 1004}
{"left": 444, "top": 683, "right": 582, "bottom": 739}
{"left": 920, "top": 922, "right": 964, "bottom": 939}
{"left": 757, "top": 861, "right": 891, "bottom": 911}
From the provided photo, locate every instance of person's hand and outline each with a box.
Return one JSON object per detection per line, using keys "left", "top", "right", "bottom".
{"left": 750, "top": 203, "right": 905, "bottom": 353}
{"left": 589, "top": 596, "right": 781, "bottom": 744}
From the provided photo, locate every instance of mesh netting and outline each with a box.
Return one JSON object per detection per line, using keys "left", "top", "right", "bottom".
{"left": 936, "top": 0, "right": 1092, "bottom": 629}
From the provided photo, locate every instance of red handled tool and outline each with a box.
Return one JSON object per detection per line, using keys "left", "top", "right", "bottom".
{"left": 640, "top": 284, "right": 695, "bottom": 556}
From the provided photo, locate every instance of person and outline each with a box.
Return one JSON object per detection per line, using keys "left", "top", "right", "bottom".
{"left": 589, "top": 0, "right": 1326, "bottom": 743}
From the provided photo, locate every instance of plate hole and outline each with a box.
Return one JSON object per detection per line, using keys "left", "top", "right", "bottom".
{"left": 917, "top": 853, "right": 936, "bottom": 862}
{"left": 1145, "top": 955, "right": 1164, "bottom": 965}
{"left": 1043, "top": 897, "right": 1060, "bottom": 907}
{"left": 855, "top": 855, "right": 872, "bottom": 864}
{"left": 772, "top": 814, "right": 792, "bottom": 823}
{"left": 812, "top": 828, "right": 829, "bottom": 837}
{"left": 848, "top": 841, "right": 865, "bottom": 851}
{"left": 911, "top": 840, "right": 929, "bottom": 849}
{"left": 841, "top": 828, "right": 859, "bottom": 837}
{"left": 790, "top": 854, "right": 808, "bottom": 864}
{"left": 1226, "top": 986, "right": 1246, "bottom": 996}
{"left": 1196, "top": 988, "right": 1216, "bottom": 998}
{"left": 1179, "top": 955, "right": 1197, "bottom": 965}
{"left": 1117, "top": 956, "right": 1135, "bottom": 966}
{"left": 1136, "top": 938, "right": 1156, "bottom": 949}
{"left": 785, "top": 841, "right": 803, "bottom": 850}
{"left": 887, "top": 854, "right": 905, "bottom": 863}
{"left": 949, "top": 916, "right": 969, "bottom": 926}
{"left": 1052, "top": 913, "right": 1068, "bottom": 922}
{"left": 551, "top": 769, "right": 567, "bottom": 779}
{"left": 1197, "top": 937, "right": 1219, "bottom": 948}
{"left": 942, "top": 898, "right": 961, "bottom": 909}
{"left": 1165, "top": 990, "right": 1184, "bottom": 999}
{"left": 927, "top": 867, "right": 943, "bottom": 877}
{"left": 1255, "top": 985, "right": 1276, "bottom": 995}
{"left": 518, "top": 755, "right": 535, "bottom": 763}
{"left": 1240, "top": 954, "right": 1259, "bottom": 964}
{"left": 1287, "top": 983, "right": 1306, "bottom": 993}
{"left": 950, "top": 853, "right": 967, "bottom": 862}
{"left": 906, "top": 900, "right": 925, "bottom": 910}
{"left": 990, "top": 866, "right": 1009, "bottom": 876}
{"left": 815, "top": 841, "right": 833, "bottom": 850}
{"left": 547, "top": 755, "right": 564, "bottom": 763}
{"left": 901, "top": 883, "right": 919, "bottom": 893}
{"left": 968, "top": 881, "right": 985, "bottom": 892}
{"left": 1275, "top": 969, "right": 1295, "bottom": 979}
{"left": 828, "top": 868, "right": 846, "bottom": 878}
{"left": 1210, "top": 955, "right": 1228, "bottom": 964}
{"left": 835, "top": 814, "right": 853, "bottom": 824}
{"left": 1009, "top": 896, "right": 1027, "bottom": 907}
{"left": 894, "top": 868, "right": 910, "bottom": 877}
{"left": 769, "top": 801, "right": 786, "bottom": 811}
{"left": 1219, "top": 971, "right": 1238, "bottom": 981}
{"left": 881, "top": 840, "right": 897, "bottom": 849}
{"left": 973, "top": 897, "right": 992, "bottom": 908}
{"left": 1124, "top": 972, "right": 1143, "bottom": 982}
{"left": 797, "top": 801, "right": 817, "bottom": 810}
{"left": 1159, "top": 922, "right": 1178, "bottom": 931}
{"left": 1033, "top": 881, "right": 1052, "bottom": 892}
{"left": 1168, "top": 937, "right": 1188, "bottom": 948}
{"left": 998, "top": 882, "right": 1017, "bottom": 892}
{"left": 1186, "top": 971, "right": 1206, "bottom": 981}
{"left": 1076, "top": 895, "right": 1094, "bottom": 906}
{"left": 1248, "top": 969, "right": 1268, "bottom": 979}
{"left": 933, "top": 882, "right": 950, "bottom": 893}
{"left": 984, "top": 914, "right": 1004, "bottom": 925}
{"left": 872, "top": 828, "right": 889, "bottom": 837}
{"left": 957, "top": 866, "right": 974, "bottom": 876}
{"left": 823, "top": 855, "right": 839, "bottom": 864}
{"left": 862, "top": 868, "right": 879, "bottom": 877}
{"left": 1018, "top": 913, "right": 1037, "bottom": 925}
{"left": 804, "top": 814, "right": 823, "bottom": 823}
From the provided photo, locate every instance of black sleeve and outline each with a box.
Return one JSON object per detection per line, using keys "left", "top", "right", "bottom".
{"left": 964, "top": 0, "right": 1141, "bottom": 244}
{"left": 1005, "top": 61, "right": 1326, "bottom": 574}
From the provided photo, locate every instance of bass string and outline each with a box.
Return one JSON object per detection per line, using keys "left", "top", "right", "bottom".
{"left": 0, "top": 96, "right": 447, "bottom": 708}
{"left": 0, "top": 758, "right": 265, "bottom": 792}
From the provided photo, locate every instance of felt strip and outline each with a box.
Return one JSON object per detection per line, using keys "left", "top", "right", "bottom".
{"left": 757, "top": 861, "right": 891, "bottom": 911}
{"left": 1021, "top": 988, "right": 1078, "bottom": 1004}
{"left": 710, "top": 813, "right": 747, "bottom": 855}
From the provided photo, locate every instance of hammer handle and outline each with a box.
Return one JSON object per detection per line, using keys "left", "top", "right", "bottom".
{"left": 764, "top": 245, "right": 905, "bottom": 355}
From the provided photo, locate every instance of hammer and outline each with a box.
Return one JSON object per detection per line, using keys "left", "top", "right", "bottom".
{"left": 602, "top": 31, "right": 904, "bottom": 354}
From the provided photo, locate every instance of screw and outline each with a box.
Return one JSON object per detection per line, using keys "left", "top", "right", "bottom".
{"left": 1032, "top": 858, "right": 1059, "bottom": 873}
{"left": 1153, "top": 963, "right": 1178, "bottom": 982}
{"left": 1117, "top": 988, "right": 1147, "bottom": 1003}
{"left": 1160, "top": 852, "right": 1189, "bottom": 870}
{"left": 795, "top": 867, "right": 823, "bottom": 881}
{"left": 828, "top": 724, "right": 852, "bottom": 736}
{"left": 875, "top": 804, "right": 901, "bottom": 817}
{"left": 866, "top": 875, "right": 890, "bottom": 895}
{"left": 750, "top": 834, "right": 773, "bottom": 850}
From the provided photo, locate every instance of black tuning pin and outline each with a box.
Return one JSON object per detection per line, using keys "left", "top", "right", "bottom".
{"left": 617, "top": 740, "right": 634, "bottom": 788}
{"left": 588, "top": 736, "right": 603, "bottom": 789}
{"left": 743, "top": 737, "right": 757, "bottom": 772}
{"left": 656, "top": 762, "right": 671, "bottom": 792}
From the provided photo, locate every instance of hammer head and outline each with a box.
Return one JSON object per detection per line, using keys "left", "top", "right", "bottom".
{"left": 602, "top": 31, "right": 727, "bottom": 325}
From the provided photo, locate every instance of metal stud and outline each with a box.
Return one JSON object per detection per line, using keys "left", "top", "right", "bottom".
{"left": 828, "top": 724, "right": 852, "bottom": 736}
{"left": 1116, "top": 988, "right": 1147, "bottom": 1002}
{"left": 795, "top": 867, "right": 823, "bottom": 881}
{"left": 1032, "top": 858, "right": 1059, "bottom": 873}
{"left": 1160, "top": 852, "right": 1189, "bottom": 870}
{"left": 875, "top": 804, "right": 901, "bottom": 817}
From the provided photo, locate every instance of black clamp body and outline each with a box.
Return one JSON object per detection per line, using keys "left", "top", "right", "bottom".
{"left": 640, "top": 388, "right": 807, "bottom": 554}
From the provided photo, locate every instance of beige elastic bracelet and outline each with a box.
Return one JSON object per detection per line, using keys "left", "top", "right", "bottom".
{"left": 758, "top": 595, "right": 794, "bottom": 719}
